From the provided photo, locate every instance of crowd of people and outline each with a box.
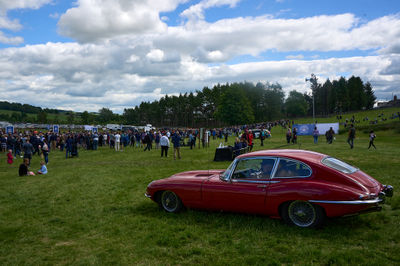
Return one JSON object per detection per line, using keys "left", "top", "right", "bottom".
{"left": 1, "top": 114, "right": 385, "bottom": 176}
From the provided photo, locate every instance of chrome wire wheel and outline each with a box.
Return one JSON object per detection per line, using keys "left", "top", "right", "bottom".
{"left": 161, "top": 191, "right": 182, "bottom": 213}
{"left": 288, "top": 201, "right": 317, "bottom": 228}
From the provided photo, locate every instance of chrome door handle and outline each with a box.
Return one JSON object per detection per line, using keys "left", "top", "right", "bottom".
{"left": 257, "top": 185, "right": 267, "bottom": 188}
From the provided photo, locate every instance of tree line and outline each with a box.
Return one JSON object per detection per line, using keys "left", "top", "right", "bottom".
{"left": 0, "top": 75, "right": 376, "bottom": 126}
{"left": 122, "top": 76, "right": 376, "bottom": 127}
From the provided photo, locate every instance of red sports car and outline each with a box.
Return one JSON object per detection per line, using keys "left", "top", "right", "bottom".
{"left": 145, "top": 149, "right": 393, "bottom": 228}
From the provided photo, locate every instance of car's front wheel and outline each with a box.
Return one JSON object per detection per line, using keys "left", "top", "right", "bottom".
{"left": 160, "top": 190, "right": 183, "bottom": 213}
{"left": 281, "top": 200, "right": 325, "bottom": 228}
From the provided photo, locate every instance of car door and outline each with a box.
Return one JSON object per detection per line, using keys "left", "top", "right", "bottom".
{"left": 202, "top": 157, "right": 277, "bottom": 214}
{"left": 265, "top": 157, "right": 313, "bottom": 214}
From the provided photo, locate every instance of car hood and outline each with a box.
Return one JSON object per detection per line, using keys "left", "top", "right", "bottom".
{"left": 348, "top": 170, "right": 381, "bottom": 189}
{"left": 167, "top": 170, "right": 225, "bottom": 181}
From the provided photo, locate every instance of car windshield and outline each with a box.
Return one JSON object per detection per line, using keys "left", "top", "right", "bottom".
{"left": 321, "top": 157, "right": 358, "bottom": 174}
{"left": 221, "top": 160, "right": 236, "bottom": 181}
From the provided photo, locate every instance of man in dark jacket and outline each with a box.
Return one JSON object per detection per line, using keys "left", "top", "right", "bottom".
{"left": 143, "top": 132, "right": 151, "bottom": 151}
{"left": 171, "top": 131, "right": 181, "bottom": 160}
{"left": 22, "top": 138, "right": 34, "bottom": 165}
{"left": 347, "top": 124, "right": 356, "bottom": 149}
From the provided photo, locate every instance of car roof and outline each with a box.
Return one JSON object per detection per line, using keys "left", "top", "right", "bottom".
{"left": 238, "top": 149, "right": 326, "bottom": 164}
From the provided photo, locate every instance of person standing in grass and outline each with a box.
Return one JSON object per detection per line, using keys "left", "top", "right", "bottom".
{"left": 143, "top": 132, "right": 151, "bottom": 151}
{"left": 41, "top": 140, "right": 49, "bottom": 164}
{"left": 286, "top": 128, "right": 292, "bottom": 144}
{"left": 368, "top": 130, "right": 377, "bottom": 149}
{"left": 171, "top": 130, "right": 181, "bottom": 160}
{"left": 22, "top": 138, "right": 34, "bottom": 165}
{"left": 248, "top": 130, "right": 254, "bottom": 151}
{"left": 65, "top": 135, "right": 73, "bottom": 158}
{"left": 7, "top": 149, "right": 13, "bottom": 166}
{"left": 160, "top": 132, "right": 169, "bottom": 157}
{"left": 313, "top": 126, "right": 319, "bottom": 144}
{"left": 291, "top": 128, "right": 297, "bottom": 144}
{"left": 115, "top": 132, "right": 121, "bottom": 151}
{"left": 326, "top": 127, "right": 334, "bottom": 144}
{"left": 347, "top": 124, "right": 356, "bottom": 149}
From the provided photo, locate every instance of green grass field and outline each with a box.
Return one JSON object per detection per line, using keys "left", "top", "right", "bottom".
{"left": 1, "top": 117, "right": 400, "bottom": 264}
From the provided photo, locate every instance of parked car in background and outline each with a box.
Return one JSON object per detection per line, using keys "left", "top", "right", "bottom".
{"left": 250, "top": 129, "right": 271, "bottom": 139}
{"left": 145, "top": 149, "right": 393, "bottom": 228}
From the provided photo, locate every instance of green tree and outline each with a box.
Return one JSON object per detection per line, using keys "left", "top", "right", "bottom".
{"left": 98, "top": 108, "right": 115, "bottom": 124}
{"left": 216, "top": 85, "right": 254, "bottom": 125}
{"left": 285, "top": 90, "right": 308, "bottom": 117}
{"left": 81, "top": 111, "right": 90, "bottom": 124}
{"left": 37, "top": 110, "right": 48, "bottom": 123}
{"left": 364, "top": 82, "right": 376, "bottom": 110}
{"left": 348, "top": 76, "right": 365, "bottom": 110}
{"left": 67, "top": 112, "right": 75, "bottom": 124}
{"left": 263, "top": 83, "right": 285, "bottom": 121}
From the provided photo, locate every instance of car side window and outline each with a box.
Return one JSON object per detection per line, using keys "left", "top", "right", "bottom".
{"left": 232, "top": 159, "right": 263, "bottom": 179}
{"left": 274, "top": 158, "right": 311, "bottom": 178}
{"left": 232, "top": 158, "right": 275, "bottom": 179}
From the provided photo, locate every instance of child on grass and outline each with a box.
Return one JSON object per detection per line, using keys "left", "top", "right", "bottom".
{"left": 37, "top": 161, "right": 48, "bottom": 175}
{"left": 7, "top": 149, "right": 13, "bottom": 165}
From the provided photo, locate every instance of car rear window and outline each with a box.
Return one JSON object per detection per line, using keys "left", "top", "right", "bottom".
{"left": 321, "top": 157, "right": 358, "bottom": 174}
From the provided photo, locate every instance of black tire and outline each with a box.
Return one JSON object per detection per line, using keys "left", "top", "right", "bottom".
{"left": 281, "top": 201, "right": 325, "bottom": 228}
{"left": 160, "top": 190, "right": 183, "bottom": 213}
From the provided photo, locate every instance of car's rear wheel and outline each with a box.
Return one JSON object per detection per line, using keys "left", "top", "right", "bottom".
{"left": 282, "top": 200, "right": 325, "bottom": 228}
{"left": 160, "top": 190, "right": 183, "bottom": 213}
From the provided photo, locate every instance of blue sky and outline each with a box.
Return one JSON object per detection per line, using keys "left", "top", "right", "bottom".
{"left": 0, "top": 0, "right": 399, "bottom": 113}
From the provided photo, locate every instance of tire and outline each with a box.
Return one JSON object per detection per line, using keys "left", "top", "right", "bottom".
{"left": 160, "top": 190, "right": 183, "bottom": 213}
{"left": 281, "top": 201, "right": 325, "bottom": 228}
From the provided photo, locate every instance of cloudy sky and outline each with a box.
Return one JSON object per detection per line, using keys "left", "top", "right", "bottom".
{"left": 0, "top": 0, "right": 399, "bottom": 113}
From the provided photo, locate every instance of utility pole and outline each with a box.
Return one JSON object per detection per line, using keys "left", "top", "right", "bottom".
{"left": 305, "top": 74, "right": 317, "bottom": 122}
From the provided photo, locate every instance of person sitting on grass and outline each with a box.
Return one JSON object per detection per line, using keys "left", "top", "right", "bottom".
{"left": 37, "top": 161, "right": 48, "bottom": 175}
{"left": 19, "top": 158, "right": 35, "bottom": 176}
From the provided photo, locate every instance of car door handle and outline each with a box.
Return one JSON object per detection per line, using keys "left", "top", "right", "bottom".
{"left": 257, "top": 185, "right": 267, "bottom": 188}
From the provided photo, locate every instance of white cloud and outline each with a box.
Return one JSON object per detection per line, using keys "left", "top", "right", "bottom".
{"left": 0, "top": 0, "right": 52, "bottom": 44}
{"left": 0, "top": 37, "right": 398, "bottom": 112}
{"left": 0, "top": 0, "right": 51, "bottom": 10}
{"left": 0, "top": 31, "right": 23, "bottom": 44}
{"left": 58, "top": 0, "right": 187, "bottom": 43}
{"left": 146, "top": 49, "right": 165, "bottom": 62}
{"left": 49, "top": 12, "right": 60, "bottom": 19}
{"left": 286, "top": 54, "right": 304, "bottom": 60}
{"left": 207, "top": 50, "right": 225, "bottom": 61}
{"left": 181, "top": 0, "right": 241, "bottom": 21}
{"left": 1, "top": 1, "right": 400, "bottom": 112}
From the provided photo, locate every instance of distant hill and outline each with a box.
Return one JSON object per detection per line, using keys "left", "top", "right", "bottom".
{"left": 0, "top": 101, "right": 69, "bottom": 114}
{"left": 0, "top": 101, "right": 77, "bottom": 124}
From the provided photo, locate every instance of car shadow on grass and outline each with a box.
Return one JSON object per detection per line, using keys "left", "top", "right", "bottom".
{"left": 126, "top": 201, "right": 384, "bottom": 238}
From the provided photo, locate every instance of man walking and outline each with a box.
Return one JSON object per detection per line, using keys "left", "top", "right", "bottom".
{"left": 347, "top": 124, "right": 356, "bottom": 149}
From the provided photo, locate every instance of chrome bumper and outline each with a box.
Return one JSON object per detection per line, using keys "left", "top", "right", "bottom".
{"left": 145, "top": 193, "right": 152, "bottom": 198}
{"left": 309, "top": 198, "right": 383, "bottom": 205}
{"left": 310, "top": 185, "right": 393, "bottom": 205}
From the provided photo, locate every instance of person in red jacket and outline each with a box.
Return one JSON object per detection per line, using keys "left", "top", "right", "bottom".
{"left": 7, "top": 149, "right": 13, "bottom": 165}
{"left": 248, "top": 130, "right": 254, "bottom": 151}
